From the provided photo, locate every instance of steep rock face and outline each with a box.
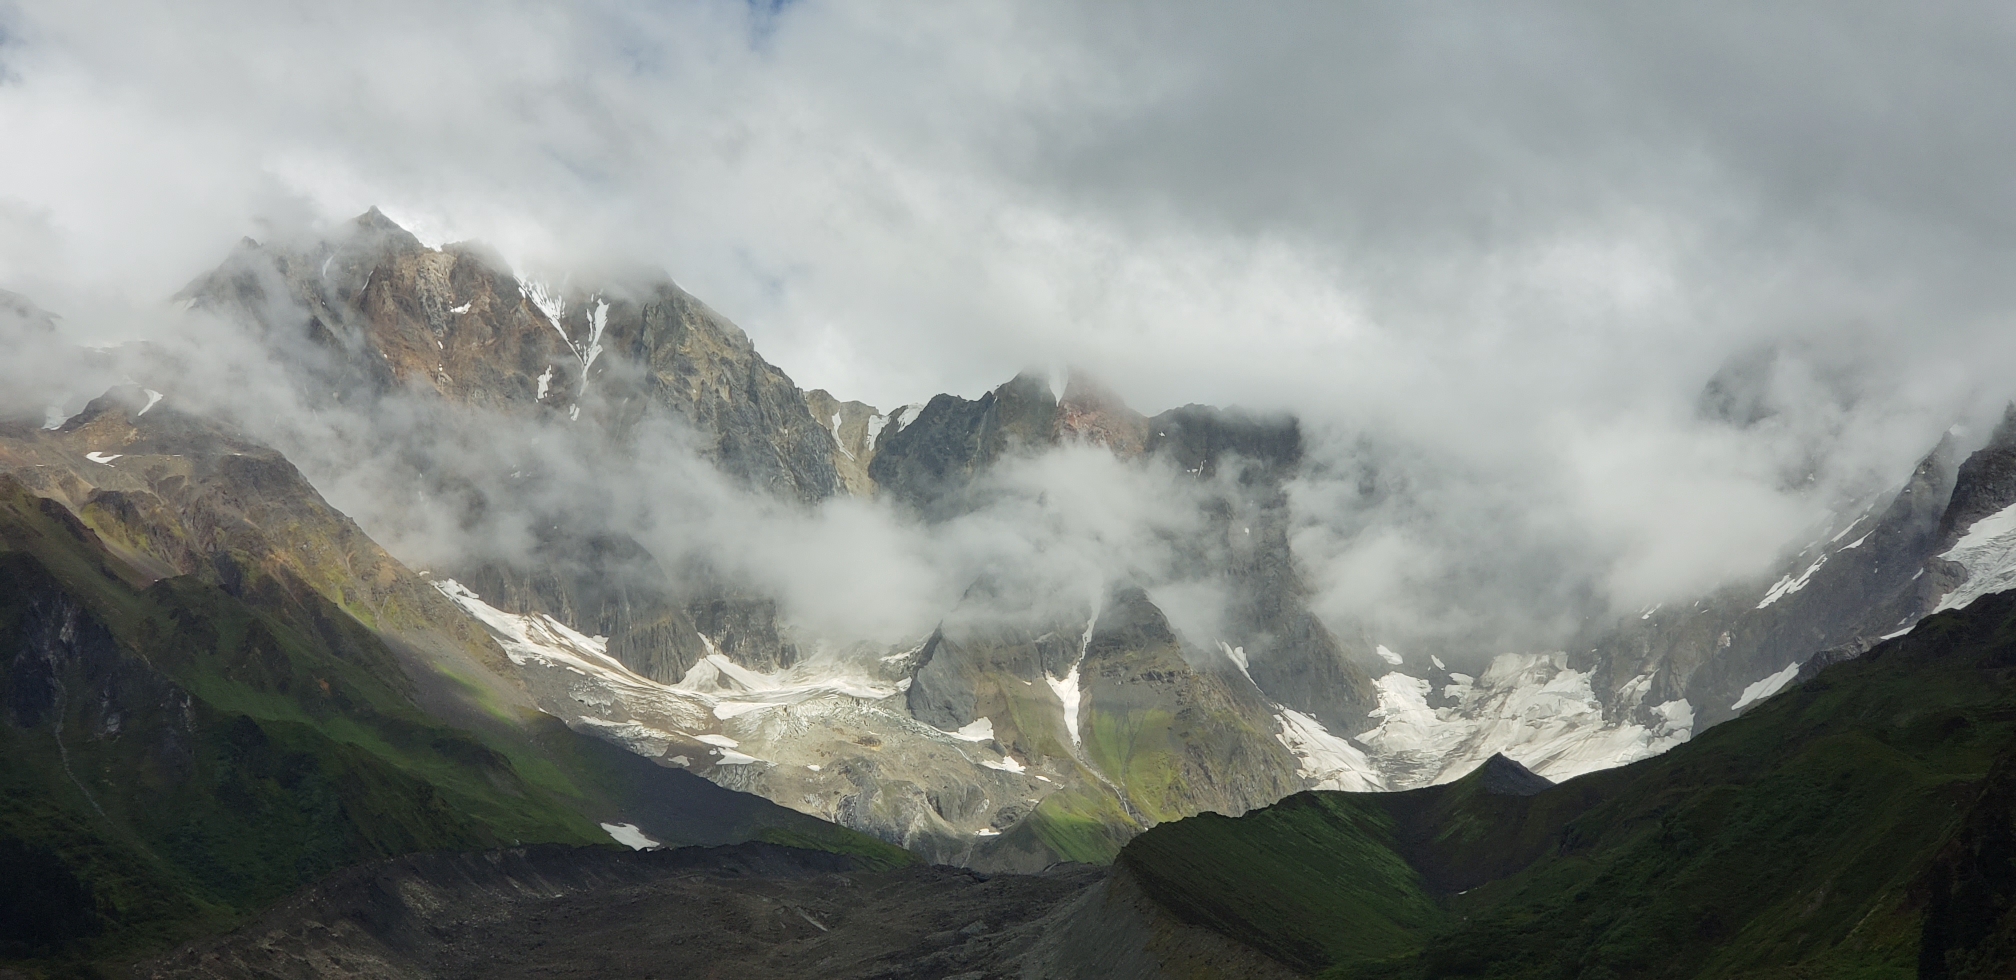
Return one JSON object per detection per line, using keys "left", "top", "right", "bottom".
{"left": 1055, "top": 373, "right": 1152, "bottom": 457}
{"left": 1146, "top": 405, "right": 1378, "bottom": 736}
{"left": 867, "top": 372, "right": 1058, "bottom": 518}
{"left": 177, "top": 211, "right": 840, "bottom": 688}
{"left": 905, "top": 617, "right": 1079, "bottom": 741}
{"left": 1145, "top": 404, "right": 1301, "bottom": 480}
{"left": 805, "top": 388, "right": 884, "bottom": 496}
{"left": 1582, "top": 434, "right": 1962, "bottom": 733}
{"left": 181, "top": 209, "right": 840, "bottom": 503}
{"left": 1077, "top": 588, "right": 1304, "bottom": 824}
{"left": 1940, "top": 405, "right": 2016, "bottom": 544}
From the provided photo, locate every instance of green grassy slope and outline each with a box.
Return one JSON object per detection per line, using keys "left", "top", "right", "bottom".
{"left": 0, "top": 478, "right": 907, "bottom": 975}
{"left": 1119, "top": 590, "right": 2016, "bottom": 979}
{"left": 1120, "top": 792, "right": 1446, "bottom": 973}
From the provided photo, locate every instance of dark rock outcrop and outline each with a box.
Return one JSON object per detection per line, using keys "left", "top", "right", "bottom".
{"left": 867, "top": 371, "right": 1058, "bottom": 519}
{"left": 1474, "top": 753, "right": 1552, "bottom": 797}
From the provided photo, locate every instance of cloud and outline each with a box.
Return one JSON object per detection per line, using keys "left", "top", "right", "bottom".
{"left": 3, "top": 1, "right": 2013, "bottom": 660}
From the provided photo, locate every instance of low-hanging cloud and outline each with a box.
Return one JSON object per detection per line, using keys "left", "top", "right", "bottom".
{"left": 4, "top": 1, "right": 2016, "bottom": 663}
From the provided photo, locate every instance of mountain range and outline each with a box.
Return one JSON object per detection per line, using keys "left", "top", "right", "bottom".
{"left": 6, "top": 209, "right": 2016, "bottom": 976}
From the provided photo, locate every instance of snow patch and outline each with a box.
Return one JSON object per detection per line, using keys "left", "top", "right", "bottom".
{"left": 1933, "top": 501, "right": 2016, "bottom": 614}
{"left": 1375, "top": 644, "right": 1404, "bottom": 666}
{"left": 1357, "top": 654, "right": 1695, "bottom": 788}
{"left": 600, "top": 822, "right": 660, "bottom": 850}
{"left": 517, "top": 276, "right": 568, "bottom": 334}
{"left": 1731, "top": 663, "right": 1801, "bottom": 711}
{"left": 1275, "top": 707, "right": 1384, "bottom": 792}
{"left": 138, "top": 389, "right": 163, "bottom": 416}
{"left": 1217, "top": 642, "right": 1254, "bottom": 685}
{"left": 948, "top": 717, "right": 996, "bottom": 742}
{"left": 579, "top": 298, "right": 609, "bottom": 390}
{"left": 864, "top": 413, "right": 890, "bottom": 452}
{"left": 886, "top": 404, "right": 925, "bottom": 434}
{"left": 450, "top": 302, "right": 471, "bottom": 315}
{"left": 830, "top": 413, "right": 854, "bottom": 459}
{"left": 84, "top": 452, "right": 121, "bottom": 466}
{"left": 1758, "top": 555, "right": 1828, "bottom": 608}
{"left": 981, "top": 756, "right": 1026, "bottom": 773}
{"left": 536, "top": 365, "right": 554, "bottom": 400}
{"left": 1048, "top": 607, "right": 1097, "bottom": 749}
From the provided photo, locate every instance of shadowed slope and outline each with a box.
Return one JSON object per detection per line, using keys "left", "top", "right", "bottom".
{"left": 1116, "top": 590, "right": 2016, "bottom": 978}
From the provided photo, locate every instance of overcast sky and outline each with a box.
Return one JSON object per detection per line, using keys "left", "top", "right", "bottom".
{"left": 5, "top": 1, "right": 2016, "bottom": 643}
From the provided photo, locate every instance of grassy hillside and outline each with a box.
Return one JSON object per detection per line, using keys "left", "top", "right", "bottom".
{"left": 0, "top": 477, "right": 907, "bottom": 975}
{"left": 1119, "top": 589, "right": 2016, "bottom": 979}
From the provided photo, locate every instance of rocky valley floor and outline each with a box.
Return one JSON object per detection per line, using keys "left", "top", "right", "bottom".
{"left": 138, "top": 845, "right": 1109, "bottom": 980}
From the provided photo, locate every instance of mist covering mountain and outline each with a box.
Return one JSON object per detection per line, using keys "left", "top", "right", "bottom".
{"left": 9, "top": 3, "right": 2016, "bottom": 976}
{"left": 12, "top": 210, "right": 2016, "bottom": 882}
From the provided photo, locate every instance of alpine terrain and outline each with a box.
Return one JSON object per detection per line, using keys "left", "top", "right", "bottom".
{"left": 4, "top": 211, "right": 2016, "bottom": 978}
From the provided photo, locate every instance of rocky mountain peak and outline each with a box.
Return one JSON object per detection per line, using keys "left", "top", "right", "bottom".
{"left": 1938, "top": 403, "right": 2016, "bottom": 545}
{"left": 181, "top": 208, "right": 842, "bottom": 503}
{"left": 1054, "top": 370, "right": 1150, "bottom": 457}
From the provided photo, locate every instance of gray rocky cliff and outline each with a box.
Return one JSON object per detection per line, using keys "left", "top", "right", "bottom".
{"left": 867, "top": 371, "right": 1058, "bottom": 519}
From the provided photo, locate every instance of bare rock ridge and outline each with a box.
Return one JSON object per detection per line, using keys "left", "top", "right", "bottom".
{"left": 1939, "top": 403, "right": 2016, "bottom": 545}
{"left": 181, "top": 207, "right": 841, "bottom": 503}
{"left": 39, "top": 207, "right": 2016, "bottom": 868}
{"left": 1579, "top": 409, "right": 2016, "bottom": 738}
{"left": 163, "top": 209, "right": 1386, "bottom": 866}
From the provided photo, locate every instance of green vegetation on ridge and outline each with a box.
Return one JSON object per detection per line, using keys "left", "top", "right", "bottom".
{"left": 0, "top": 476, "right": 909, "bottom": 974}
{"left": 1119, "top": 590, "right": 2016, "bottom": 979}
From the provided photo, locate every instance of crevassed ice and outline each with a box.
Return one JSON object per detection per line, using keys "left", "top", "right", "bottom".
{"left": 1274, "top": 707, "right": 1384, "bottom": 792}
{"left": 1356, "top": 654, "right": 1694, "bottom": 788}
